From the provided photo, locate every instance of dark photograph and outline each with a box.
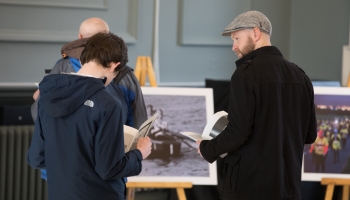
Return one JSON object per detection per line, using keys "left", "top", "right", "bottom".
{"left": 303, "top": 88, "right": 350, "bottom": 180}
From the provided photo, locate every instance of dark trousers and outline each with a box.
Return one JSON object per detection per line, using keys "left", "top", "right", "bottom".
{"left": 315, "top": 154, "right": 326, "bottom": 172}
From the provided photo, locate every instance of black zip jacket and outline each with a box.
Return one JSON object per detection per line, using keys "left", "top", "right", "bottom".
{"left": 200, "top": 46, "right": 317, "bottom": 200}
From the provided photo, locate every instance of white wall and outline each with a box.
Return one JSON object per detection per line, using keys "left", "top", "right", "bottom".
{"left": 342, "top": 46, "right": 350, "bottom": 86}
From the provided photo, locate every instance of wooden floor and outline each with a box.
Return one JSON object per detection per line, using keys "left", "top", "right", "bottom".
{"left": 134, "top": 189, "right": 170, "bottom": 200}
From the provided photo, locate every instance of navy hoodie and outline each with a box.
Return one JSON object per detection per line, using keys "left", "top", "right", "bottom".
{"left": 27, "top": 74, "right": 143, "bottom": 200}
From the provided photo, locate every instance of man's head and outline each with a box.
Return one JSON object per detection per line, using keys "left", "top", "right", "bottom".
{"left": 222, "top": 11, "right": 272, "bottom": 58}
{"left": 78, "top": 18, "right": 109, "bottom": 39}
{"left": 80, "top": 32, "right": 128, "bottom": 85}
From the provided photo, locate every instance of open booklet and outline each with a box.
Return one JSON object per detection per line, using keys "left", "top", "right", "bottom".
{"left": 180, "top": 110, "right": 229, "bottom": 157}
{"left": 124, "top": 113, "right": 158, "bottom": 152}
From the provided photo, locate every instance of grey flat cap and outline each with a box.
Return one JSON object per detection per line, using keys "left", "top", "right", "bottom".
{"left": 222, "top": 11, "right": 272, "bottom": 36}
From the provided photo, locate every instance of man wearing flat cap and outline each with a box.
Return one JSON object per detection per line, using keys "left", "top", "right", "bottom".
{"left": 197, "top": 11, "right": 317, "bottom": 200}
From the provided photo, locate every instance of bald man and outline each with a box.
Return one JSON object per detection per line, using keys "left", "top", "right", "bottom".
{"left": 78, "top": 17, "right": 109, "bottom": 38}
{"left": 32, "top": 18, "right": 109, "bottom": 100}
{"left": 31, "top": 18, "right": 148, "bottom": 180}
{"left": 33, "top": 17, "right": 146, "bottom": 126}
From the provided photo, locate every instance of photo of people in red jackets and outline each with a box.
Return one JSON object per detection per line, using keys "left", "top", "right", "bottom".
{"left": 304, "top": 93, "right": 350, "bottom": 174}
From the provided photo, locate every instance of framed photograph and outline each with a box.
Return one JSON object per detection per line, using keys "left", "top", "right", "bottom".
{"left": 302, "top": 86, "right": 350, "bottom": 181}
{"left": 128, "top": 87, "right": 217, "bottom": 185}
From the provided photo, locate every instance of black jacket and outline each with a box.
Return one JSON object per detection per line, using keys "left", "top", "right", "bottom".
{"left": 27, "top": 74, "right": 143, "bottom": 200}
{"left": 200, "top": 46, "right": 317, "bottom": 200}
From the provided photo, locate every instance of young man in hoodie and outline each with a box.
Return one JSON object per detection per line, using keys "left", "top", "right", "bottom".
{"left": 31, "top": 18, "right": 148, "bottom": 181}
{"left": 32, "top": 17, "right": 147, "bottom": 129}
{"left": 27, "top": 32, "right": 152, "bottom": 200}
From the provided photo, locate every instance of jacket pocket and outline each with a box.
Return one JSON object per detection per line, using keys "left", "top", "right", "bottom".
{"left": 223, "top": 154, "right": 241, "bottom": 193}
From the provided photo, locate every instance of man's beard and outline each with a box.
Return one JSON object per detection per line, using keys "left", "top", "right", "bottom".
{"left": 235, "top": 37, "right": 255, "bottom": 59}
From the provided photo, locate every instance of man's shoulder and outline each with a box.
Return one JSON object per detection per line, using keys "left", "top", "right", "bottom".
{"left": 51, "top": 57, "right": 75, "bottom": 74}
{"left": 235, "top": 60, "right": 253, "bottom": 74}
{"left": 89, "top": 89, "right": 128, "bottom": 121}
{"left": 93, "top": 89, "right": 119, "bottom": 103}
{"left": 113, "top": 66, "right": 141, "bottom": 91}
{"left": 91, "top": 89, "right": 126, "bottom": 110}
{"left": 114, "top": 66, "right": 135, "bottom": 84}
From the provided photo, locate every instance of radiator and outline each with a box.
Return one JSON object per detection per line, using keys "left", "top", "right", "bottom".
{"left": 0, "top": 125, "right": 47, "bottom": 200}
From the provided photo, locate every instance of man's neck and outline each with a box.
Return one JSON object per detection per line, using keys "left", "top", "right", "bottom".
{"left": 77, "top": 61, "right": 105, "bottom": 79}
{"left": 254, "top": 35, "right": 271, "bottom": 50}
{"left": 255, "top": 42, "right": 271, "bottom": 50}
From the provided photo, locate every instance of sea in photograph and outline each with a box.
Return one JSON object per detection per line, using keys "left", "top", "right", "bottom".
{"left": 140, "top": 94, "right": 210, "bottom": 177}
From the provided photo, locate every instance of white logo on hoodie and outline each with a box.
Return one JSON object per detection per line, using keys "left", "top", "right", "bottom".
{"left": 84, "top": 100, "right": 94, "bottom": 108}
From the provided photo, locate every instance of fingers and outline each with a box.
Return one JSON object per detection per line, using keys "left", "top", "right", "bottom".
{"left": 144, "top": 136, "right": 151, "bottom": 143}
{"left": 196, "top": 140, "right": 202, "bottom": 157}
{"left": 197, "top": 148, "right": 202, "bottom": 157}
{"left": 136, "top": 136, "right": 153, "bottom": 160}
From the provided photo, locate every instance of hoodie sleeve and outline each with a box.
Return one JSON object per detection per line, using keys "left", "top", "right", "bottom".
{"left": 27, "top": 115, "right": 46, "bottom": 169}
{"left": 94, "top": 103, "right": 143, "bottom": 180}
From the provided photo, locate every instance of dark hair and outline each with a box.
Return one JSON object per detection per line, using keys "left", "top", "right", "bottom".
{"left": 80, "top": 32, "right": 128, "bottom": 73}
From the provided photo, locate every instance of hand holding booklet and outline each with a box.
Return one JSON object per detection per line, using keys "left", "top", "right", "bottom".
{"left": 180, "top": 111, "right": 228, "bottom": 157}
{"left": 124, "top": 113, "right": 158, "bottom": 152}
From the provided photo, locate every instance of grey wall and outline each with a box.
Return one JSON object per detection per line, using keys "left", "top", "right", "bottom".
{"left": 0, "top": 0, "right": 154, "bottom": 83}
{"left": 0, "top": 0, "right": 349, "bottom": 85}
{"left": 290, "top": 0, "right": 350, "bottom": 82}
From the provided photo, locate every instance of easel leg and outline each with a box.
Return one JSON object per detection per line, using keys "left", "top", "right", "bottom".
{"left": 127, "top": 188, "right": 135, "bottom": 200}
{"left": 343, "top": 185, "right": 349, "bottom": 200}
{"left": 176, "top": 188, "right": 186, "bottom": 200}
{"left": 146, "top": 57, "right": 158, "bottom": 87}
{"left": 325, "top": 184, "right": 335, "bottom": 200}
{"left": 140, "top": 56, "right": 147, "bottom": 86}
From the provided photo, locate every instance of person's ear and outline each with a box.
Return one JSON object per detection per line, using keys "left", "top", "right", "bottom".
{"left": 110, "top": 62, "right": 121, "bottom": 72}
{"left": 252, "top": 27, "right": 261, "bottom": 41}
{"left": 78, "top": 33, "right": 83, "bottom": 39}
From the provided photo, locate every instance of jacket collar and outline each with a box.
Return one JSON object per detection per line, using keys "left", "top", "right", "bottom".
{"left": 235, "top": 46, "right": 283, "bottom": 68}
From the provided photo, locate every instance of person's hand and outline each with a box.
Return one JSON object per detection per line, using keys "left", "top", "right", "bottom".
{"left": 33, "top": 89, "right": 40, "bottom": 100}
{"left": 136, "top": 136, "right": 152, "bottom": 160}
{"left": 196, "top": 140, "right": 202, "bottom": 157}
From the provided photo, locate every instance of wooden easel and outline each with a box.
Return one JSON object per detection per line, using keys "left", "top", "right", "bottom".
{"left": 134, "top": 56, "right": 158, "bottom": 87}
{"left": 126, "top": 182, "right": 193, "bottom": 200}
{"left": 129, "top": 57, "right": 194, "bottom": 199}
{"left": 321, "top": 178, "right": 350, "bottom": 200}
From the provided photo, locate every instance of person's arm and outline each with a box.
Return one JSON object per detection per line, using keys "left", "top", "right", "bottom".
{"left": 27, "top": 115, "right": 46, "bottom": 168}
{"left": 94, "top": 103, "right": 144, "bottom": 180}
{"left": 33, "top": 89, "right": 40, "bottom": 100}
{"left": 309, "top": 143, "right": 315, "bottom": 153}
{"left": 119, "top": 72, "right": 147, "bottom": 129}
{"left": 32, "top": 58, "right": 69, "bottom": 100}
{"left": 32, "top": 56, "right": 76, "bottom": 130}
{"left": 304, "top": 74, "right": 317, "bottom": 144}
{"left": 31, "top": 96, "right": 39, "bottom": 123}
{"left": 200, "top": 71, "right": 255, "bottom": 163}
